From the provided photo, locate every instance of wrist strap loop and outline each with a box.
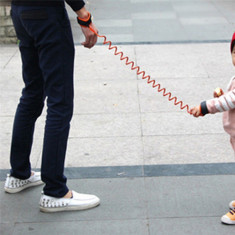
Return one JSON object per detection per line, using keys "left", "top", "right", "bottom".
{"left": 77, "top": 12, "right": 92, "bottom": 27}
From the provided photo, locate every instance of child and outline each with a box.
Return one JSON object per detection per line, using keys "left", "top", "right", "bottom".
{"left": 190, "top": 32, "right": 235, "bottom": 225}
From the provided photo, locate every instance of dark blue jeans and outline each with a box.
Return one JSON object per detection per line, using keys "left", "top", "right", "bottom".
{"left": 10, "top": 5, "right": 75, "bottom": 197}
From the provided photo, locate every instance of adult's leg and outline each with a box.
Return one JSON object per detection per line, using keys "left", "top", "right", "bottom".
{"left": 40, "top": 7, "right": 74, "bottom": 197}
{"left": 17, "top": 6, "right": 75, "bottom": 197}
{"left": 10, "top": 5, "right": 44, "bottom": 180}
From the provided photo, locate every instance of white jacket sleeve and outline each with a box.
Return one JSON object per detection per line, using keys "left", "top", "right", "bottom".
{"left": 206, "top": 89, "right": 235, "bottom": 114}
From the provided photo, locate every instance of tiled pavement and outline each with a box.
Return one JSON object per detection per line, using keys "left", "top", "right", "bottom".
{"left": 68, "top": 0, "right": 235, "bottom": 44}
{"left": 1, "top": 0, "right": 235, "bottom": 234}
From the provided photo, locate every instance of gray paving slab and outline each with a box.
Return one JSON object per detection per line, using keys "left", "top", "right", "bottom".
{"left": 145, "top": 175, "right": 235, "bottom": 218}
{"left": 0, "top": 46, "right": 18, "bottom": 70}
{"left": 213, "top": 1, "right": 235, "bottom": 24}
{"left": 138, "top": 77, "right": 230, "bottom": 113}
{"left": 1, "top": 43, "right": 235, "bottom": 169}
{"left": 73, "top": 45, "right": 136, "bottom": 81}
{"left": 143, "top": 134, "right": 234, "bottom": 165}
{"left": 141, "top": 112, "right": 222, "bottom": 136}
{"left": 133, "top": 19, "right": 188, "bottom": 43}
{"left": 1, "top": 175, "right": 235, "bottom": 235}
{"left": 0, "top": 178, "right": 148, "bottom": 223}
{"left": 69, "top": 113, "right": 142, "bottom": 138}
{"left": 149, "top": 217, "right": 234, "bottom": 235}
{"left": 134, "top": 43, "right": 234, "bottom": 79}
{"left": 143, "top": 163, "right": 235, "bottom": 177}
{"left": 1, "top": 162, "right": 235, "bottom": 181}
{"left": 73, "top": 80, "right": 139, "bottom": 114}
{"left": 1, "top": 1, "right": 235, "bottom": 234}
{"left": 65, "top": 136, "right": 144, "bottom": 168}
{"left": 0, "top": 223, "right": 14, "bottom": 235}
{"left": 11, "top": 220, "right": 149, "bottom": 235}
{"left": 68, "top": 0, "right": 235, "bottom": 44}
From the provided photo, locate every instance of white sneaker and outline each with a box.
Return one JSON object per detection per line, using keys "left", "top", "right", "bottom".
{"left": 221, "top": 208, "right": 235, "bottom": 225}
{"left": 229, "top": 201, "right": 235, "bottom": 210}
{"left": 4, "top": 172, "right": 43, "bottom": 193}
{"left": 39, "top": 190, "right": 100, "bottom": 213}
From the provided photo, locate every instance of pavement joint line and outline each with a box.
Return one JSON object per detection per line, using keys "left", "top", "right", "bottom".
{"left": 0, "top": 162, "right": 234, "bottom": 181}
{"left": 2, "top": 49, "right": 18, "bottom": 69}
{"left": 74, "top": 40, "right": 231, "bottom": 46}
{"left": 11, "top": 218, "right": 151, "bottom": 224}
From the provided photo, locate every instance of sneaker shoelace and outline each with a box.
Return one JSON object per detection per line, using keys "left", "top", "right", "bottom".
{"left": 229, "top": 208, "right": 235, "bottom": 215}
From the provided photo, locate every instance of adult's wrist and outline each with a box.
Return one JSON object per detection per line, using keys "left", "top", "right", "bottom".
{"left": 77, "top": 13, "right": 92, "bottom": 27}
{"left": 76, "top": 7, "right": 90, "bottom": 19}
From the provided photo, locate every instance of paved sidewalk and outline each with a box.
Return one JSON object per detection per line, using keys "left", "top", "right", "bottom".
{"left": 1, "top": 0, "right": 235, "bottom": 234}
{"left": 1, "top": 40, "right": 235, "bottom": 235}
{"left": 1, "top": 175, "right": 235, "bottom": 235}
{"left": 1, "top": 43, "right": 235, "bottom": 170}
{"left": 67, "top": 0, "right": 235, "bottom": 44}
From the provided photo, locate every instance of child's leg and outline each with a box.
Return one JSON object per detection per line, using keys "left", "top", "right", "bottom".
{"left": 221, "top": 137, "right": 235, "bottom": 224}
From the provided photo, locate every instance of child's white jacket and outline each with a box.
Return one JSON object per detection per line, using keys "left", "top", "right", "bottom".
{"left": 201, "top": 76, "right": 235, "bottom": 137}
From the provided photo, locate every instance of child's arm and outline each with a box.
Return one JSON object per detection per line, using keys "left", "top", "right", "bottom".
{"left": 190, "top": 88, "right": 235, "bottom": 117}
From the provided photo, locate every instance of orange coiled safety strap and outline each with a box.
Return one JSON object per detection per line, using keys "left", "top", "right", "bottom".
{"left": 88, "top": 26, "right": 191, "bottom": 114}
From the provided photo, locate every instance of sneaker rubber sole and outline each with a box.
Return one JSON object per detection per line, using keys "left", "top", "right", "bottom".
{"left": 39, "top": 190, "right": 100, "bottom": 213}
{"left": 40, "top": 200, "right": 100, "bottom": 213}
{"left": 5, "top": 180, "right": 44, "bottom": 194}
{"left": 221, "top": 215, "right": 235, "bottom": 225}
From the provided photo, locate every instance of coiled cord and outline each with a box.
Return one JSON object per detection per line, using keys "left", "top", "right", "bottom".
{"left": 89, "top": 26, "right": 191, "bottom": 114}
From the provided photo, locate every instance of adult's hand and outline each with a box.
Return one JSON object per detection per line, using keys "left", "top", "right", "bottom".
{"left": 80, "top": 23, "right": 98, "bottom": 48}
{"left": 76, "top": 7, "right": 98, "bottom": 49}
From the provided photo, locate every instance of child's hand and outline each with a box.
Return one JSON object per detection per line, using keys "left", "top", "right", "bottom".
{"left": 189, "top": 105, "right": 202, "bottom": 117}
{"left": 213, "top": 87, "right": 224, "bottom": 98}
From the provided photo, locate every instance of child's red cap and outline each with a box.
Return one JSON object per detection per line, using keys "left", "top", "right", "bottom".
{"left": 231, "top": 32, "right": 235, "bottom": 52}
